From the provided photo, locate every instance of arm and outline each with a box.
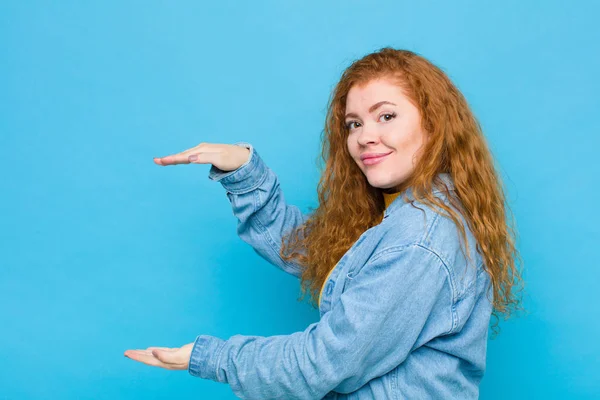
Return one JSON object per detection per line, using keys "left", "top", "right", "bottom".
{"left": 188, "top": 244, "right": 456, "bottom": 399}
{"left": 209, "top": 142, "right": 310, "bottom": 279}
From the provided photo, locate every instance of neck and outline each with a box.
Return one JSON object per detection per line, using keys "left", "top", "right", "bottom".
{"left": 381, "top": 187, "right": 400, "bottom": 194}
{"left": 382, "top": 189, "right": 403, "bottom": 210}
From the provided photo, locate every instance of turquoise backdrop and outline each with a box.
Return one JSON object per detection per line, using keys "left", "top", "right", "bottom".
{"left": 1, "top": 1, "right": 598, "bottom": 398}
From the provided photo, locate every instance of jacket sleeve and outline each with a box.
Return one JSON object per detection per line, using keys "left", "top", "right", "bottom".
{"left": 208, "top": 142, "right": 310, "bottom": 279}
{"left": 188, "top": 244, "right": 456, "bottom": 399}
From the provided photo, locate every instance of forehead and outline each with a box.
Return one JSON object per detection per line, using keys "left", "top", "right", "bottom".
{"left": 345, "top": 78, "right": 408, "bottom": 110}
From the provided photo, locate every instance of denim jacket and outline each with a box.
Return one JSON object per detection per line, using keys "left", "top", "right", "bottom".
{"left": 188, "top": 142, "right": 494, "bottom": 399}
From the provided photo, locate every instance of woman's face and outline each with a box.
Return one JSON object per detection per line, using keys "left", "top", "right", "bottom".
{"left": 345, "top": 78, "right": 427, "bottom": 192}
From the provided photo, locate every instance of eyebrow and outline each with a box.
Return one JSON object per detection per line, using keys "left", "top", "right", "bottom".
{"left": 344, "top": 101, "right": 397, "bottom": 120}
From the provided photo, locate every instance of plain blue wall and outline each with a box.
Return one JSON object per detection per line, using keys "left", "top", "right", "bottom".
{"left": 1, "top": 1, "right": 598, "bottom": 398}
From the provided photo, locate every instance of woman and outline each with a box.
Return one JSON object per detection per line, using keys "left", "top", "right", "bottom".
{"left": 125, "top": 47, "right": 523, "bottom": 399}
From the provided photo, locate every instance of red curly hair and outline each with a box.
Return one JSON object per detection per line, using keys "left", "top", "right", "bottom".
{"left": 280, "top": 47, "right": 524, "bottom": 335}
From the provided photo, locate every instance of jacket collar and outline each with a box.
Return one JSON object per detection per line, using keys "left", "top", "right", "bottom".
{"left": 383, "top": 172, "right": 455, "bottom": 219}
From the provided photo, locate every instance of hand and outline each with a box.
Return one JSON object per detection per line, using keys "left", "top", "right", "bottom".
{"left": 153, "top": 142, "right": 250, "bottom": 172}
{"left": 124, "top": 342, "right": 194, "bottom": 370}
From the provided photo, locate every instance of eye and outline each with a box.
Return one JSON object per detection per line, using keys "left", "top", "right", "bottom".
{"left": 345, "top": 112, "right": 397, "bottom": 131}
{"left": 380, "top": 112, "right": 397, "bottom": 122}
{"left": 345, "top": 121, "right": 360, "bottom": 130}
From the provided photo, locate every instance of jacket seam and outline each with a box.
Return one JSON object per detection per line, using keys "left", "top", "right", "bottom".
{"left": 370, "top": 243, "right": 458, "bottom": 335}
{"left": 249, "top": 190, "right": 302, "bottom": 276}
{"left": 222, "top": 156, "right": 270, "bottom": 195}
{"left": 421, "top": 209, "right": 440, "bottom": 248}
{"left": 213, "top": 338, "right": 227, "bottom": 382}
{"left": 415, "top": 243, "right": 458, "bottom": 334}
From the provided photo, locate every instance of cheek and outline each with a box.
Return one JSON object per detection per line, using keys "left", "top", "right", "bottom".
{"left": 403, "top": 133, "right": 426, "bottom": 165}
{"left": 412, "top": 130, "right": 426, "bottom": 151}
{"left": 346, "top": 139, "right": 363, "bottom": 167}
{"left": 394, "top": 130, "right": 424, "bottom": 152}
{"left": 346, "top": 136, "right": 356, "bottom": 156}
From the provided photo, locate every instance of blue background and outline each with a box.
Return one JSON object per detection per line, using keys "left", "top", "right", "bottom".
{"left": 1, "top": 1, "right": 598, "bottom": 398}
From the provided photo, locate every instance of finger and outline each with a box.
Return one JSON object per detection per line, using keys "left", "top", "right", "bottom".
{"left": 124, "top": 349, "right": 153, "bottom": 355}
{"left": 154, "top": 154, "right": 191, "bottom": 166}
{"left": 154, "top": 143, "right": 215, "bottom": 166}
{"left": 147, "top": 346, "right": 177, "bottom": 352}
{"left": 124, "top": 351, "right": 173, "bottom": 369}
{"left": 187, "top": 151, "right": 221, "bottom": 165}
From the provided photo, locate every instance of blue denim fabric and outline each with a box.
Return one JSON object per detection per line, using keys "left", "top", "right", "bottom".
{"left": 188, "top": 142, "right": 494, "bottom": 399}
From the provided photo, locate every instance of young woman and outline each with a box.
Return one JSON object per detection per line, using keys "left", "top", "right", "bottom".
{"left": 125, "top": 47, "right": 523, "bottom": 399}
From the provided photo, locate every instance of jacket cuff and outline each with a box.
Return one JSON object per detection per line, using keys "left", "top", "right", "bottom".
{"left": 208, "top": 142, "right": 268, "bottom": 194}
{"left": 188, "top": 334, "right": 227, "bottom": 382}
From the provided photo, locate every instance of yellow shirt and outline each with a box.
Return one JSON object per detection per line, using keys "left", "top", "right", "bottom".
{"left": 318, "top": 190, "right": 403, "bottom": 306}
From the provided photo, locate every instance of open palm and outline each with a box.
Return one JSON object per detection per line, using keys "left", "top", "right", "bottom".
{"left": 124, "top": 342, "right": 194, "bottom": 370}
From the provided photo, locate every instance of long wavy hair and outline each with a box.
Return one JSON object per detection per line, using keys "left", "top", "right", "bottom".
{"left": 280, "top": 47, "right": 524, "bottom": 334}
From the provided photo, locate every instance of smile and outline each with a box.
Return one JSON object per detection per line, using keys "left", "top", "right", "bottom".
{"left": 362, "top": 153, "right": 391, "bottom": 166}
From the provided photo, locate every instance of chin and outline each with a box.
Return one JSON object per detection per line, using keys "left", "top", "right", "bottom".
{"left": 366, "top": 175, "right": 405, "bottom": 190}
{"left": 366, "top": 179, "right": 392, "bottom": 189}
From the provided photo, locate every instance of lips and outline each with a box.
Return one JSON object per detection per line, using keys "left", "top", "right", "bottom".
{"left": 360, "top": 151, "right": 392, "bottom": 161}
{"left": 361, "top": 152, "right": 391, "bottom": 166}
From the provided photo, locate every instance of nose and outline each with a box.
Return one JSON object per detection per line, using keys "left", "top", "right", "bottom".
{"left": 356, "top": 123, "right": 380, "bottom": 146}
